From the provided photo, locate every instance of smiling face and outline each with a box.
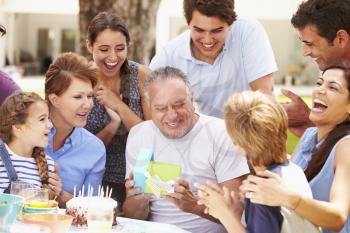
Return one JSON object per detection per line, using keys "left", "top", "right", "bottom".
{"left": 310, "top": 68, "right": 350, "bottom": 127}
{"left": 18, "top": 101, "right": 52, "bottom": 148}
{"left": 88, "top": 28, "right": 127, "bottom": 78}
{"left": 189, "top": 10, "right": 230, "bottom": 64}
{"left": 148, "top": 78, "right": 197, "bottom": 139}
{"left": 298, "top": 24, "right": 343, "bottom": 71}
{"left": 49, "top": 77, "right": 94, "bottom": 129}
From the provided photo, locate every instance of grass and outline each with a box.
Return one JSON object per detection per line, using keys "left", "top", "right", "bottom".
{"left": 21, "top": 85, "right": 311, "bottom": 154}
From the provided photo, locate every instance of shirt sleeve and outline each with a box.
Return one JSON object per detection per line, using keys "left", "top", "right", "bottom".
{"left": 149, "top": 47, "right": 170, "bottom": 71}
{"left": 212, "top": 122, "right": 250, "bottom": 182}
{"left": 245, "top": 201, "right": 283, "bottom": 233}
{"left": 0, "top": 72, "right": 21, "bottom": 105}
{"left": 241, "top": 19, "right": 278, "bottom": 83}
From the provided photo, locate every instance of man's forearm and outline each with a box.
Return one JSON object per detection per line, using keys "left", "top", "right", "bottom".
{"left": 123, "top": 196, "right": 150, "bottom": 220}
{"left": 57, "top": 191, "right": 73, "bottom": 208}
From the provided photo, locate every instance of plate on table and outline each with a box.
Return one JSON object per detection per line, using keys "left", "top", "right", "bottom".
{"left": 23, "top": 206, "right": 58, "bottom": 214}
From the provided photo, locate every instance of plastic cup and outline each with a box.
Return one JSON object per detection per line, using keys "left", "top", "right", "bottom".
{"left": 25, "top": 188, "right": 49, "bottom": 208}
{"left": 87, "top": 199, "right": 114, "bottom": 233}
{"left": 10, "top": 181, "right": 33, "bottom": 196}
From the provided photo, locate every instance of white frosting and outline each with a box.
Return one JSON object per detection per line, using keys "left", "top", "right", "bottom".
{"left": 66, "top": 197, "right": 118, "bottom": 227}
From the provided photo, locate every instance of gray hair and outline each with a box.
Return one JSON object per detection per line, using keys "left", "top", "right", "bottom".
{"left": 144, "top": 66, "right": 193, "bottom": 103}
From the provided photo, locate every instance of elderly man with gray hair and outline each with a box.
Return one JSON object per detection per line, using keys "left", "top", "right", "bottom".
{"left": 123, "top": 66, "right": 249, "bottom": 233}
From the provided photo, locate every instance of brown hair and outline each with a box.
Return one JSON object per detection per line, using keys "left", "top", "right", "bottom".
{"left": 305, "top": 63, "right": 350, "bottom": 181}
{"left": 45, "top": 52, "right": 98, "bottom": 100}
{"left": 291, "top": 0, "right": 350, "bottom": 44}
{"left": 224, "top": 91, "right": 287, "bottom": 167}
{"left": 0, "top": 92, "right": 50, "bottom": 188}
{"left": 183, "top": 0, "right": 237, "bottom": 25}
{"left": 87, "top": 11, "right": 131, "bottom": 76}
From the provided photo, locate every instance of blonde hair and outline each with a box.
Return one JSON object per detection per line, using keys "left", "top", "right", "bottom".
{"left": 0, "top": 92, "right": 50, "bottom": 189}
{"left": 224, "top": 91, "right": 287, "bottom": 167}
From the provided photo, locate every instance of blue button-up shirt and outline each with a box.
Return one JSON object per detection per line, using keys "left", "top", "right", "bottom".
{"left": 45, "top": 126, "right": 106, "bottom": 196}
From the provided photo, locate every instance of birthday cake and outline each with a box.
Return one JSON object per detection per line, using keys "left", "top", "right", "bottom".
{"left": 65, "top": 197, "right": 118, "bottom": 227}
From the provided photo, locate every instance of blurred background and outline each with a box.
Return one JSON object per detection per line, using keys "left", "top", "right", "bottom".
{"left": 0, "top": 0, "right": 316, "bottom": 152}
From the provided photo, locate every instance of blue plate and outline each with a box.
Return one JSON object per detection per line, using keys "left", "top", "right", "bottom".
{"left": 0, "top": 193, "right": 25, "bottom": 225}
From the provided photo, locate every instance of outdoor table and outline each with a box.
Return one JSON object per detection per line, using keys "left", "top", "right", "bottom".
{"left": 69, "top": 216, "right": 191, "bottom": 233}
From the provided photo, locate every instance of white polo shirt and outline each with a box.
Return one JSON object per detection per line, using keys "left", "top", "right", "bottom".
{"left": 150, "top": 17, "right": 278, "bottom": 118}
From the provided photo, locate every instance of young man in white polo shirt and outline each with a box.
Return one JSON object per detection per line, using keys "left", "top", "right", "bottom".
{"left": 150, "top": 0, "right": 277, "bottom": 118}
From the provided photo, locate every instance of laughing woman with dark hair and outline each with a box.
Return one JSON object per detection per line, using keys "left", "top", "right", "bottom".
{"left": 85, "top": 12, "right": 150, "bottom": 210}
{"left": 241, "top": 64, "right": 350, "bottom": 233}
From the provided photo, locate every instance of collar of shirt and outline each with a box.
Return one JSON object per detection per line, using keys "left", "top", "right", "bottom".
{"left": 47, "top": 126, "right": 80, "bottom": 157}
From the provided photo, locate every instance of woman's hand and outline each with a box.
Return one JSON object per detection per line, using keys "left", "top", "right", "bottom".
{"left": 240, "top": 170, "right": 294, "bottom": 208}
{"left": 48, "top": 164, "right": 63, "bottom": 197}
{"left": 105, "top": 106, "right": 121, "bottom": 132}
{"left": 95, "top": 84, "right": 123, "bottom": 110}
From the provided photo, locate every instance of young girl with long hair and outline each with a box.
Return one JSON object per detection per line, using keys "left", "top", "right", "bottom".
{"left": 0, "top": 92, "right": 62, "bottom": 198}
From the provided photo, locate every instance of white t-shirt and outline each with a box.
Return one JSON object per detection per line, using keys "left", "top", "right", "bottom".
{"left": 0, "top": 144, "right": 55, "bottom": 193}
{"left": 150, "top": 17, "right": 277, "bottom": 118}
{"left": 280, "top": 162, "right": 321, "bottom": 233}
{"left": 126, "top": 114, "right": 249, "bottom": 233}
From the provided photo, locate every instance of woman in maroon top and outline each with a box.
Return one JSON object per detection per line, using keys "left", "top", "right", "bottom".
{"left": 0, "top": 25, "right": 21, "bottom": 105}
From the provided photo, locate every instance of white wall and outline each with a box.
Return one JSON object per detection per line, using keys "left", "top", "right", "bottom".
{"left": 260, "top": 19, "right": 295, "bottom": 82}
{"left": 2, "top": 13, "right": 78, "bottom": 65}
{"left": 25, "top": 13, "right": 78, "bottom": 60}
{"left": 0, "top": 0, "right": 78, "bottom": 14}
{"left": 0, "top": 0, "right": 78, "bottom": 66}
{"left": 235, "top": 0, "right": 303, "bottom": 20}
{"left": 13, "top": 14, "right": 30, "bottom": 56}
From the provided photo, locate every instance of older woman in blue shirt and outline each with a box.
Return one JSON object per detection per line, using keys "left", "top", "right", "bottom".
{"left": 45, "top": 53, "right": 108, "bottom": 205}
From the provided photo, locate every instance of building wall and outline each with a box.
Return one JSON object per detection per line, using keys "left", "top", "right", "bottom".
{"left": 23, "top": 13, "right": 78, "bottom": 60}
{"left": 260, "top": 19, "right": 295, "bottom": 83}
{"left": 1, "top": 12, "right": 78, "bottom": 66}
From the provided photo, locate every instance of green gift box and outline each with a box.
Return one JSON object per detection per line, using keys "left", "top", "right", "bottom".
{"left": 144, "top": 161, "right": 182, "bottom": 197}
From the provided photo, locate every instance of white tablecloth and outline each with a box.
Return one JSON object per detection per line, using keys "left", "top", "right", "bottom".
{"left": 69, "top": 217, "right": 190, "bottom": 233}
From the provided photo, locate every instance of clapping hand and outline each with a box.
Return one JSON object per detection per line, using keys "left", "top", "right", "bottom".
{"left": 196, "top": 181, "right": 240, "bottom": 220}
